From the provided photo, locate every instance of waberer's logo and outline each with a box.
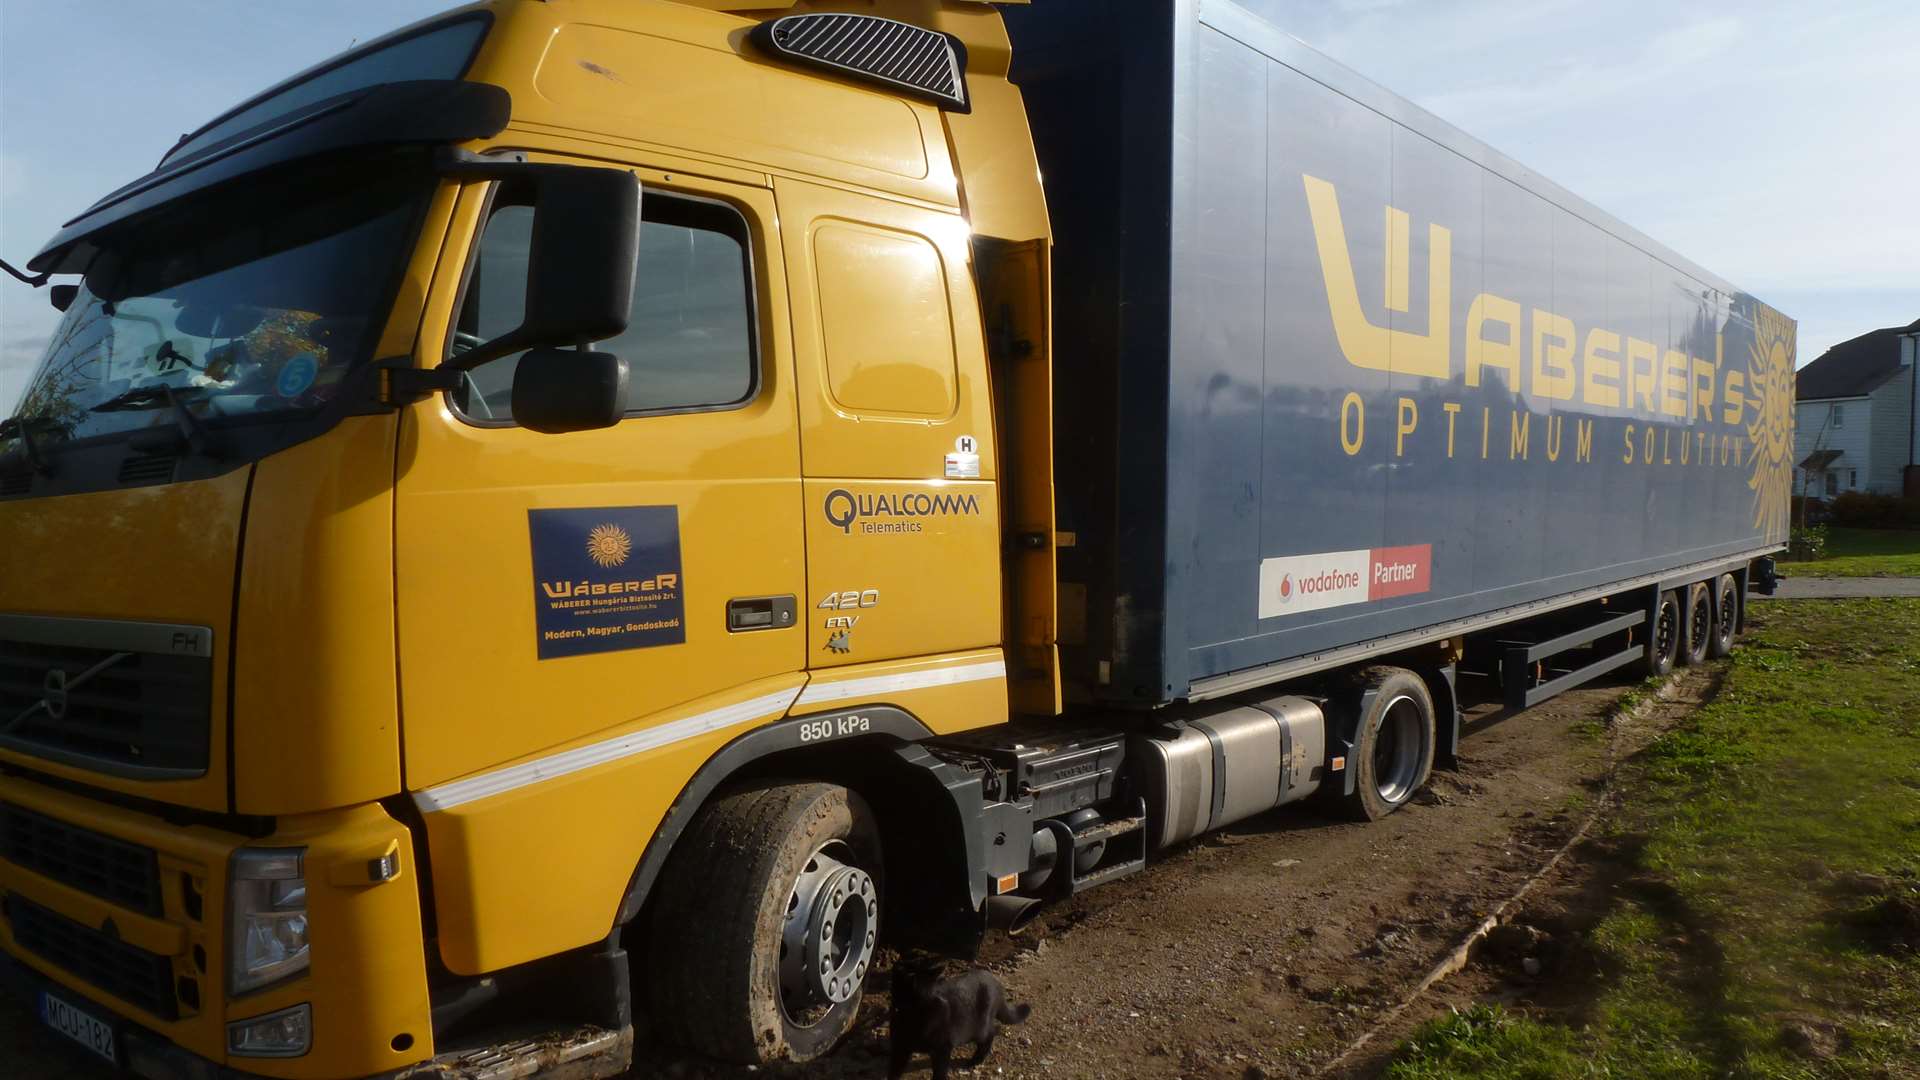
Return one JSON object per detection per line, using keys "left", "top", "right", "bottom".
{"left": 585, "top": 523, "right": 633, "bottom": 568}
{"left": 824, "top": 488, "right": 982, "bottom": 535}
{"left": 1744, "top": 304, "right": 1796, "bottom": 542}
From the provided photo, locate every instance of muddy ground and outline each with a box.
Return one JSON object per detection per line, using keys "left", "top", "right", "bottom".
{"left": 627, "top": 664, "right": 1716, "bottom": 1080}
{"left": 3, "top": 665, "right": 1713, "bottom": 1080}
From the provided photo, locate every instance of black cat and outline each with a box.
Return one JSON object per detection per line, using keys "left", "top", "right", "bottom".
{"left": 888, "top": 964, "right": 1031, "bottom": 1079}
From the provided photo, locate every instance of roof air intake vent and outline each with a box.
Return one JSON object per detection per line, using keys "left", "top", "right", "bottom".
{"left": 753, "top": 14, "right": 970, "bottom": 112}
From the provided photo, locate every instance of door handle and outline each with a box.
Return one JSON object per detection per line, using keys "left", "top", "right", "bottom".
{"left": 727, "top": 595, "right": 797, "bottom": 632}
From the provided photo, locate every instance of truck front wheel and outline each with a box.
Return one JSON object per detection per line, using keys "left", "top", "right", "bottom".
{"left": 646, "top": 781, "right": 882, "bottom": 1064}
{"left": 1335, "top": 667, "right": 1436, "bottom": 821}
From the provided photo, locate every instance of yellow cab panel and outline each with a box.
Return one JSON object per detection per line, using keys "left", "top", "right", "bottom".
{"left": 0, "top": 474, "right": 245, "bottom": 813}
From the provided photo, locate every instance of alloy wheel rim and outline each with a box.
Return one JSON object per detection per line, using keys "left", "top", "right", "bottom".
{"left": 1373, "top": 694, "right": 1424, "bottom": 803}
{"left": 777, "top": 840, "right": 878, "bottom": 1028}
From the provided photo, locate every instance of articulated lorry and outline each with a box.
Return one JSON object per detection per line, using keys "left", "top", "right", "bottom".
{"left": 0, "top": 0, "right": 1794, "bottom": 1075}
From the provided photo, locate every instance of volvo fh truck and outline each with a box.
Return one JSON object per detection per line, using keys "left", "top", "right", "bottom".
{"left": 0, "top": 1, "right": 1793, "bottom": 1075}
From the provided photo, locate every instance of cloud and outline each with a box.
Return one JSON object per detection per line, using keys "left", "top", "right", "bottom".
{"left": 1416, "top": 16, "right": 1742, "bottom": 127}
{"left": 0, "top": 331, "right": 48, "bottom": 412}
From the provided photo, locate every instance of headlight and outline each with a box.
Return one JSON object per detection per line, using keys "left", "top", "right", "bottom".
{"left": 229, "top": 848, "right": 309, "bottom": 995}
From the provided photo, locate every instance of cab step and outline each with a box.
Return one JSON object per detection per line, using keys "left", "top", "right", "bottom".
{"left": 400, "top": 1024, "right": 632, "bottom": 1080}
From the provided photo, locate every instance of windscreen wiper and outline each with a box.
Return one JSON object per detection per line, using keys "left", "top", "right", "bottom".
{"left": 90, "top": 384, "right": 223, "bottom": 458}
{"left": 0, "top": 415, "right": 54, "bottom": 475}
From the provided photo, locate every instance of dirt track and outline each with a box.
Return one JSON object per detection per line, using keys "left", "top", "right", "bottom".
{"left": 4, "top": 666, "right": 1711, "bottom": 1080}
{"left": 623, "top": 664, "right": 1713, "bottom": 1080}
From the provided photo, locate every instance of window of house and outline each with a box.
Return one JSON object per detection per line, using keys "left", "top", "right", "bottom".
{"left": 1829, "top": 403, "right": 1844, "bottom": 428}
{"left": 450, "top": 189, "right": 757, "bottom": 423}
{"left": 1849, "top": 469, "right": 1857, "bottom": 489}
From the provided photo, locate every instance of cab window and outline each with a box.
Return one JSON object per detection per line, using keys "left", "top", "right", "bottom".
{"left": 451, "top": 189, "right": 757, "bottom": 422}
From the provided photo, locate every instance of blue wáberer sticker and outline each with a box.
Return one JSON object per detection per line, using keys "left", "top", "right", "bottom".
{"left": 529, "top": 506, "right": 685, "bottom": 659}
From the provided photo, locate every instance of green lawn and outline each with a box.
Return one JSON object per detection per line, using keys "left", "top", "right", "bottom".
{"left": 1795, "top": 527, "right": 1920, "bottom": 578}
{"left": 1384, "top": 598, "right": 1920, "bottom": 1079}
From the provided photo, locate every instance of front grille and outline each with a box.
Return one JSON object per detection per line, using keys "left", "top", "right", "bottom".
{"left": 7, "top": 896, "right": 178, "bottom": 1020}
{"left": 0, "top": 638, "right": 211, "bottom": 776}
{"left": 1, "top": 803, "right": 162, "bottom": 916}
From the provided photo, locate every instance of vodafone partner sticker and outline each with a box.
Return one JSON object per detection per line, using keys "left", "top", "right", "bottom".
{"left": 1258, "top": 544, "right": 1432, "bottom": 619}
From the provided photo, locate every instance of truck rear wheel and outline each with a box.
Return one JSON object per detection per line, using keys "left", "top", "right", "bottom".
{"left": 645, "top": 781, "right": 882, "bottom": 1064}
{"left": 1642, "top": 590, "right": 1680, "bottom": 677}
{"left": 1334, "top": 667, "right": 1435, "bottom": 821}
{"left": 1679, "top": 582, "right": 1713, "bottom": 666}
{"left": 1708, "top": 573, "right": 1739, "bottom": 658}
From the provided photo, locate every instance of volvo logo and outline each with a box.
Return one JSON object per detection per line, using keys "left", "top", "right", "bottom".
{"left": 42, "top": 668, "right": 69, "bottom": 720}
{"left": 2, "top": 651, "right": 131, "bottom": 734}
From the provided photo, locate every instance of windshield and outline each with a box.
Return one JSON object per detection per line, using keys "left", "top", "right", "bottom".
{"left": 7, "top": 161, "right": 431, "bottom": 448}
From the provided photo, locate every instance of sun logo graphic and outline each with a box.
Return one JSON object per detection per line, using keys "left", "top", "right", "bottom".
{"left": 585, "top": 523, "right": 633, "bottom": 568}
{"left": 1742, "top": 303, "right": 1797, "bottom": 544}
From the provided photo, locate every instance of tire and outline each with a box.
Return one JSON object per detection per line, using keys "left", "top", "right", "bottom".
{"left": 1640, "top": 590, "right": 1680, "bottom": 678}
{"left": 1708, "top": 573, "right": 1739, "bottom": 659}
{"left": 646, "top": 781, "right": 883, "bottom": 1064}
{"left": 1332, "top": 667, "right": 1436, "bottom": 822}
{"left": 1679, "top": 582, "right": 1713, "bottom": 666}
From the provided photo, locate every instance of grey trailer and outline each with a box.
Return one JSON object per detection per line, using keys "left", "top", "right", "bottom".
{"left": 1004, "top": 0, "right": 1796, "bottom": 708}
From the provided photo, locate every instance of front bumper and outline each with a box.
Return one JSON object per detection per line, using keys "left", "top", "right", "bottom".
{"left": 2, "top": 947, "right": 274, "bottom": 1080}
{"left": 0, "top": 772, "right": 435, "bottom": 1078}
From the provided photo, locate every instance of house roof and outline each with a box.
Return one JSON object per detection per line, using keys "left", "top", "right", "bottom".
{"left": 1796, "top": 317, "right": 1920, "bottom": 401}
{"left": 1799, "top": 449, "right": 1843, "bottom": 471}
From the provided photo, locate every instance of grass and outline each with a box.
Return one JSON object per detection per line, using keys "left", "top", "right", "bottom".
{"left": 1794, "top": 527, "right": 1920, "bottom": 578}
{"left": 1384, "top": 598, "right": 1920, "bottom": 1079}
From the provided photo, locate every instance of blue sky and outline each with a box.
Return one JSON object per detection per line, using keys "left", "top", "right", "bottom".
{"left": 3, "top": 0, "right": 1917, "bottom": 410}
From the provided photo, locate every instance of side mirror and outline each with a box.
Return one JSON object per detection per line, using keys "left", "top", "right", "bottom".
{"left": 444, "top": 161, "right": 640, "bottom": 371}
{"left": 511, "top": 348, "right": 629, "bottom": 434}
{"left": 49, "top": 284, "right": 78, "bottom": 312}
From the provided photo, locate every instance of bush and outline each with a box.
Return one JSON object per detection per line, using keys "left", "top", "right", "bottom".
{"left": 1790, "top": 495, "right": 1831, "bottom": 525}
{"left": 1827, "top": 492, "right": 1920, "bottom": 529}
{"left": 1787, "top": 525, "right": 1827, "bottom": 562}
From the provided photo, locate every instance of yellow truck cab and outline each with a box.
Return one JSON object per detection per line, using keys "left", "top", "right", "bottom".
{"left": 2, "top": 3, "right": 1054, "bottom": 1075}
{"left": 0, "top": 0, "right": 1790, "bottom": 1076}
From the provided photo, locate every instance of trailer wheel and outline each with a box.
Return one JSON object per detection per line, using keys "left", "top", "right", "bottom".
{"left": 1679, "top": 582, "right": 1713, "bottom": 666}
{"left": 645, "top": 781, "right": 882, "bottom": 1064}
{"left": 1641, "top": 590, "right": 1680, "bottom": 678}
{"left": 1708, "top": 573, "right": 1739, "bottom": 658}
{"left": 1334, "top": 667, "right": 1435, "bottom": 821}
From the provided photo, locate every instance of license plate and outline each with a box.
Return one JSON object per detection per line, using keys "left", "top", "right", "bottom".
{"left": 38, "top": 991, "right": 118, "bottom": 1065}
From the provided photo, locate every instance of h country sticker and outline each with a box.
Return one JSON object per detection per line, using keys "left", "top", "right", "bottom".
{"left": 1258, "top": 544, "right": 1433, "bottom": 619}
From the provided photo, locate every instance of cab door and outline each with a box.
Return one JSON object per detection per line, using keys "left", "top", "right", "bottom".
{"left": 775, "top": 177, "right": 1004, "bottom": 678}
{"left": 394, "top": 159, "right": 804, "bottom": 792}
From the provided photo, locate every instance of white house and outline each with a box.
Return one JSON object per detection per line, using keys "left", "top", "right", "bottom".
{"left": 1793, "top": 317, "right": 1920, "bottom": 498}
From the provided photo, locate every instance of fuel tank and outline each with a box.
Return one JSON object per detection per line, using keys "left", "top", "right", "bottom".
{"left": 1131, "top": 695, "right": 1326, "bottom": 850}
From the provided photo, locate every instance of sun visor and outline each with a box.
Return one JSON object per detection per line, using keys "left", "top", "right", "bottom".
{"left": 28, "top": 79, "right": 511, "bottom": 275}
